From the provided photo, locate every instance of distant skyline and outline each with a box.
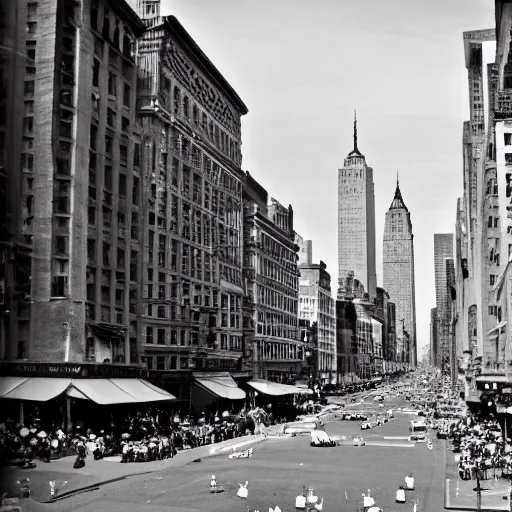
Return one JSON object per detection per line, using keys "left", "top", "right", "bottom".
{"left": 160, "top": 0, "right": 494, "bottom": 356}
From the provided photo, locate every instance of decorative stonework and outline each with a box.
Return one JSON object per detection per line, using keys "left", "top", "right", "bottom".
{"left": 161, "top": 40, "right": 241, "bottom": 137}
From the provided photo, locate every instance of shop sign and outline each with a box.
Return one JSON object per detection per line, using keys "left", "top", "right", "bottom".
{"left": 1, "top": 362, "right": 150, "bottom": 380}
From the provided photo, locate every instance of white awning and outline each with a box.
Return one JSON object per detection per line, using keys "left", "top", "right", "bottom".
{"left": 193, "top": 372, "right": 246, "bottom": 400}
{"left": 0, "top": 377, "right": 71, "bottom": 401}
{"left": 247, "top": 379, "right": 302, "bottom": 396}
{"left": 0, "top": 377, "right": 175, "bottom": 404}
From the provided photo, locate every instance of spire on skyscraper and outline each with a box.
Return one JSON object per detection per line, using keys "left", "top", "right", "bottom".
{"left": 348, "top": 110, "right": 363, "bottom": 157}
{"left": 389, "top": 172, "right": 408, "bottom": 211}
{"left": 353, "top": 110, "right": 358, "bottom": 153}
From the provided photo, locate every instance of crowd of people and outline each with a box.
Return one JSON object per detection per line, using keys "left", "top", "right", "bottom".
{"left": 0, "top": 404, "right": 300, "bottom": 469}
{"left": 450, "top": 416, "right": 512, "bottom": 480}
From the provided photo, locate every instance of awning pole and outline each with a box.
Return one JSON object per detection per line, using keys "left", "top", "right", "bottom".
{"left": 66, "top": 396, "right": 72, "bottom": 432}
{"left": 188, "top": 382, "right": 193, "bottom": 418}
{"left": 19, "top": 401, "right": 24, "bottom": 425}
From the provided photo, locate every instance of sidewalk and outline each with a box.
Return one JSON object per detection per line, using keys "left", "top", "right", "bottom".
{"left": 444, "top": 442, "right": 511, "bottom": 511}
{"left": 0, "top": 434, "right": 265, "bottom": 504}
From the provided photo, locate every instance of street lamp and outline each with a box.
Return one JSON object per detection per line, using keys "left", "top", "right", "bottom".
{"left": 472, "top": 467, "right": 489, "bottom": 512}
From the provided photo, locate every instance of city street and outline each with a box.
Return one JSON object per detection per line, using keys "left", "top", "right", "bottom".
{"left": 11, "top": 394, "right": 450, "bottom": 512}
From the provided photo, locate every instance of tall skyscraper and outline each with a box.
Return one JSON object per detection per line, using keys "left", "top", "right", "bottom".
{"left": 337, "top": 114, "right": 377, "bottom": 300}
{"left": 434, "top": 233, "right": 454, "bottom": 370}
{"left": 383, "top": 179, "right": 417, "bottom": 366}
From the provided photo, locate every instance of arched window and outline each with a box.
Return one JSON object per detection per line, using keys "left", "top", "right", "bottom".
{"left": 123, "top": 33, "right": 133, "bottom": 59}
{"left": 192, "top": 104, "right": 198, "bottom": 125}
{"left": 102, "top": 11, "right": 110, "bottom": 40}
{"left": 113, "top": 24, "right": 120, "bottom": 47}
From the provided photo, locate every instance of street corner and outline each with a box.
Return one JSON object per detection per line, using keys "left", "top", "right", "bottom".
{"left": 444, "top": 478, "right": 511, "bottom": 511}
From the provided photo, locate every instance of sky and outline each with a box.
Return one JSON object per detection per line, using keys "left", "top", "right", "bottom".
{"left": 161, "top": 0, "right": 494, "bottom": 359}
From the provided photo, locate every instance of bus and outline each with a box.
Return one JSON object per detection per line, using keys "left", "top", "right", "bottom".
{"left": 409, "top": 420, "right": 427, "bottom": 434}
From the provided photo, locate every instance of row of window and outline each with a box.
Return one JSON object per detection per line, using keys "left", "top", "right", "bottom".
{"left": 256, "top": 341, "right": 302, "bottom": 362}
{"left": 143, "top": 354, "right": 239, "bottom": 372}
{"left": 144, "top": 327, "right": 242, "bottom": 351}
{"left": 255, "top": 284, "right": 297, "bottom": 314}
{"left": 245, "top": 252, "right": 299, "bottom": 289}
{"left": 166, "top": 86, "right": 240, "bottom": 165}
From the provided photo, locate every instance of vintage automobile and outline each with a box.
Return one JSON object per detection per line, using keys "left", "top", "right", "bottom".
{"left": 360, "top": 422, "right": 372, "bottom": 430}
{"left": 353, "top": 436, "right": 366, "bottom": 446}
{"left": 408, "top": 433, "right": 427, "bottom": 443}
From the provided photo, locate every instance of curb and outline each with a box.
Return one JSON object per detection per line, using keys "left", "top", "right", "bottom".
{"left": 209, "top": 435, "right": 265, "bottom": 454}
{"left": 44, "top": 435, "right": 267, "bottom": 503}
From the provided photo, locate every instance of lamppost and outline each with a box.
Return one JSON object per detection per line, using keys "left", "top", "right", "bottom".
{"left": 473, "top": 467, "right": 489, "bottom": 512}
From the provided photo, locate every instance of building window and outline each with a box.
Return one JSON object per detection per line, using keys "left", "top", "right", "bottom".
{"left": 17, "top": 341, "right": 27, "bottom": 360}
{"left": 55, "top": 236, "right": 68, "bottom": 254}
{"left": 105, "top": 136, "right": 113, "bottom": 156}
{"left": 118, "top": 173, "right": 127, "bottom": 196}
{"left": 121, "top": 117, "right": 129, "bottom": 132}
{"left": 93, "top": 59, "right": 100, "bottom": 87}
{"left": 506, "top": 133, "right": 512, "bottom": 146}
{"left": 156, "top": 356, "right": 165, "bottom": 370}
{"left": 108, "top": 72, "right": 117, "bottom": 96}
{"left": 86, "top": 337, "right": 95, "bottom": 361}
{"left": 123, "top": 83, "right": 131, "bottom": 107}
{"left": 157, "top": 328, "right": 165, "bottom": 344}
{"left": 51, "top": 276, "right": 68, "bottom": 297}
{"left": 107, "top": 108, "right": 116, "bottom": 127}
{"left": 146, "top": 326, "right": 153, "bottom": 344}
{"left": 24, "top": 80, "right": 35, "bottom": 95}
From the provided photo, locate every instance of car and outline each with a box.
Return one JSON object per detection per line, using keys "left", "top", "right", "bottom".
{"left": 353, "top": 436, "right": 366, "bottom": 446}
{"left": 360, "top": 422, "right": 372, "bottom": 430}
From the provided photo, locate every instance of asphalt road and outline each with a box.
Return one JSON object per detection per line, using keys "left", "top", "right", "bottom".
{"left": 23, "top": 392, "right": 447, "bottom": 512}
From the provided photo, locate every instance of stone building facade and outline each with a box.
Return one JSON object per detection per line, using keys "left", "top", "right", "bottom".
{"left": 0, "top": 0, "right": 25, "bottom": 361}
{"left": 383, "top": 180, "right": 417, "bottom": 366}
{"left": 298, "top": 260, "right": 336, "bottom": 384}
{"left": 453, "top": 29, "right": 496, "bottom": 393}
{"left": 374, "top": 287, "right": 397, "bottom": 374}
{"left": 135, "top": 9, "right": 248, "bottom": 397}
{"left": 242, "top": 172, "right": 302, "bottom": 382}
{"left": 1, "top": 0, "right": 145, "bottom": 364}
{"left": 430, "top": 307, "right": 438, "bottom": 367}
{"left": 434, "top": 233, "right": 454, "bottom": 371}
{"left": 337, "top": 115, "right": 377, "bottom": 300}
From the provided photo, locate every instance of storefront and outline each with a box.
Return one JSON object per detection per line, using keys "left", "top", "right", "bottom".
{"left": 0, "top": 362, "right": 175, "bottom": 428}
{"left": 189, "top": 372, "right": 246, "bottom": 415}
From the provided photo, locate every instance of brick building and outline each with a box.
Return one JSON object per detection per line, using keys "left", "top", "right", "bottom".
{"left": 242, "top": 172, "right": 302, "bottom": 383}
{"left": 1, "top": 0, "right": 145, "bottom": 364}
{"left": 135, "top": 7, "right": 248, "bottom": 399}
